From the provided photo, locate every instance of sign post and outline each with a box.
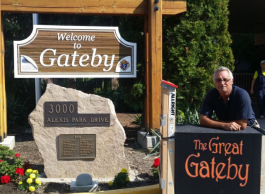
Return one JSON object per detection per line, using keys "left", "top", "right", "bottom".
{"left": 160, "top": 80, "right": 178, "bottom": 194}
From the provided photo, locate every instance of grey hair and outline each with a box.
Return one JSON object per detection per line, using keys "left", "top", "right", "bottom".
{"left": 213, "top": 66, "right": 233, "bottom": 82}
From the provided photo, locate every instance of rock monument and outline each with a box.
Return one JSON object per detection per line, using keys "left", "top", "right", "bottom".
{"left": 29, "top": 83, "right": 129, "bottom": 178}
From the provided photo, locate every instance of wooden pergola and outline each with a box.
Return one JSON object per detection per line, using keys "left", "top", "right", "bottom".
{"left": 0, "top": 0, "right": 186, "bottom": 141}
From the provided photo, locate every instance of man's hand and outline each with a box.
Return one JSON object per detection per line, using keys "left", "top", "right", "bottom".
{"left": 200, "top": 114, "right": 247, "bottom": 130}
{"left": 223, "top": 122, "right": 241, "bottom": 131}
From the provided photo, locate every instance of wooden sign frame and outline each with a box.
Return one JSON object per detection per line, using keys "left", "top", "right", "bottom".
{"left": 0, "top": 0, "right": 186, "bottom": 145}
{"left": 14, "top": 25, "right": 137, "bottom": 78}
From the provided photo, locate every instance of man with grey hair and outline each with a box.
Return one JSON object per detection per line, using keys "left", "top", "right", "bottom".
{"left": 200, "top": 66, "right": 259, "bottom": 131}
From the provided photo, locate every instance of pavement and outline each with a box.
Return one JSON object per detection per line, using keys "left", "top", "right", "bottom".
{"left": 251, "top": 99, "right": 265, "bottom": 194}
{"left": 255, "top": 118, "right": 265, "bottom": 194}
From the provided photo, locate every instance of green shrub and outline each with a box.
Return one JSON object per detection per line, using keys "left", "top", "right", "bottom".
{"left": 108, "top": 168, "right": 130, "bottom": 189}
{"left": 163, "top": 0, "right": 234, "bottom": 110}
{"left": 124, "top": 82, "right": 144, "bottom": 112}
{"left": 0, "top": 145, "right": 24, "bottom": 183}
{"left": 134, "top": 114, "right": 142, "bottom": 125}
{"left": 6, "top": 93, "right": 30, "bottom": 131}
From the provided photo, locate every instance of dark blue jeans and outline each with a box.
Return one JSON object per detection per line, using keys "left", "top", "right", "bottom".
{"left": 256, "top": 89, "right": 265, "bottom": 116}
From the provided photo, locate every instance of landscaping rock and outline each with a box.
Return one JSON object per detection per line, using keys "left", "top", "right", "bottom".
{"left": 28, "top": 83, "right": 129, "bottom": 178}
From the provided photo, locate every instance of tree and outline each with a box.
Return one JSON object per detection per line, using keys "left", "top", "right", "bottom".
{"left": 163, "top": 0, "right": 234, "bottom": 113}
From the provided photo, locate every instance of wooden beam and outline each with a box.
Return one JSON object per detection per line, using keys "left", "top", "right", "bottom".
{"left": 1, "top": 0, "right": 186, "bottom": 15}
{"left": 87, "top": 184, "right": 161, "bottom": 194}
{"left": 162, "top": 0, "right": 186, "bottom": 15}
{"left": 148, "top": 0, "right": 162, "bottom": 129}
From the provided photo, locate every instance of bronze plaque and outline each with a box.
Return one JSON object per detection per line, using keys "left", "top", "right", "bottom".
{"left": 58, "top": 134, "right": 96, "bottom": 160}
{"left": 44, "top": 101, "right": 110, "bottom": 127}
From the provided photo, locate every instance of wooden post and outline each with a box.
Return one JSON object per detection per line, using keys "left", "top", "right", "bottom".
{"left": 160, "top": 80, "right": 178, "bottom": 194}
{"left": 148, "top": 0, "right": 162, "bottom": 130}
{"left": 0, "top": 11, "right": 3, "bottom": 142}
{"left": 2, "top": 15, "right": 7, "bottom": 140}
{"left": 0, "top": 11, "right": 7, "bottom": 143}
{"left": 144, "top": 16, "right": 150, "bottom": 130}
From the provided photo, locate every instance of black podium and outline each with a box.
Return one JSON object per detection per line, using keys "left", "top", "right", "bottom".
{"left": 175, "top": 125, "right": 262, "bottom": 194}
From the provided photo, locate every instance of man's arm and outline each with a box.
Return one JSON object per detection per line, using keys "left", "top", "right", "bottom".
{"left": 250, "top": 78, "right": 256, "bottom": 95}
{"left": 200, "top": 114, "right": 248, "bottom": 131}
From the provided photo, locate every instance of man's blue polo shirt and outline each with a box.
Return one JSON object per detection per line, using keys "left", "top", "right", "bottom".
{"left": 200, "top": 85, "right": 256, "bottom": 126}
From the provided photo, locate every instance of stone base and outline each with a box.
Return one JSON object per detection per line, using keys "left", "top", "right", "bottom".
{"left": 70, "top": 180, "right": 98, "bottom": 192}
{"left": 137, "top": 131, "right": 159, "bottom": 149}
{"left": 0, "top": 136, "right": 15, "bottom": 149}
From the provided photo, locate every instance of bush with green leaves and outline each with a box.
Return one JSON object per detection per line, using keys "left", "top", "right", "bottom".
{"left": 134, "top": 114, "right": 142, "bottom": 125}
{"left": 0, "top": 145, "right": 24, "bottom": 183}
{"left": 163, "top": 0, "right": 234, "bottom": 113}
{"left": 108, "top": 168, "right": 130, "bottom": 189}
{"left": 7, "top": 93, "right": 30, "bottom": 130}
{"left": 176, "top": 99, "right": 200, "bottom": 124}
{"left": 97, "top": 81, "right": 145, "bottom": 112}
{"left": 124, "top": 82, "right": 145, "bottom": 112}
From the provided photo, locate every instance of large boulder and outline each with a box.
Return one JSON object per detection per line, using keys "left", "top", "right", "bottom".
{"left": 28, "top": 83, "right": 129, "bottom": 178}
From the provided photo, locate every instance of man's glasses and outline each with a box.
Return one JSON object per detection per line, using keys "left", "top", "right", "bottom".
{"left": 215, "top": 78, "right": 231, "bottom": 83}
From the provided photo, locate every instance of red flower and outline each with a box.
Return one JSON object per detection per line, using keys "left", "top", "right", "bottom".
{"left": 1, "top": 175, "right": 11, "bottom": 184}
{"left": 0, "top": 159, "right": 2, "bottom": 162}
{"left": 15, "top": 153, "right": 20, "bottom": 158}
{"left": 15, "top": 168, "right": 24, "bottom": 176}
{"left": 152, "top": 158, "right": 160, "bottom": 168}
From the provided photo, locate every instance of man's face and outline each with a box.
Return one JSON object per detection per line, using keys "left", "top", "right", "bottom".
{"left": 214, "top": 70, "right": 233, "bottom": 94}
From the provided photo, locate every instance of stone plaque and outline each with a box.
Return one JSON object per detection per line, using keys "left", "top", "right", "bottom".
{"left": 59, "top": 134, "right": 96, "bottom": 160}
{"left": 44, "top": 101, "right": 110, "bottom": 127}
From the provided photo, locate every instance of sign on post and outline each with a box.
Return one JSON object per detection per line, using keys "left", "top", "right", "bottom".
{"left": 14, "top": 25, "right": 137, "bottom": 78}
{"left": 160, "top": 80, "right": 178, "bottom": 194}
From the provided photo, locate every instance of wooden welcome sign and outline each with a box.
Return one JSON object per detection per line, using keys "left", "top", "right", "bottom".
{"left": 14, "top": 25, "right": 137, "bottom": 78}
